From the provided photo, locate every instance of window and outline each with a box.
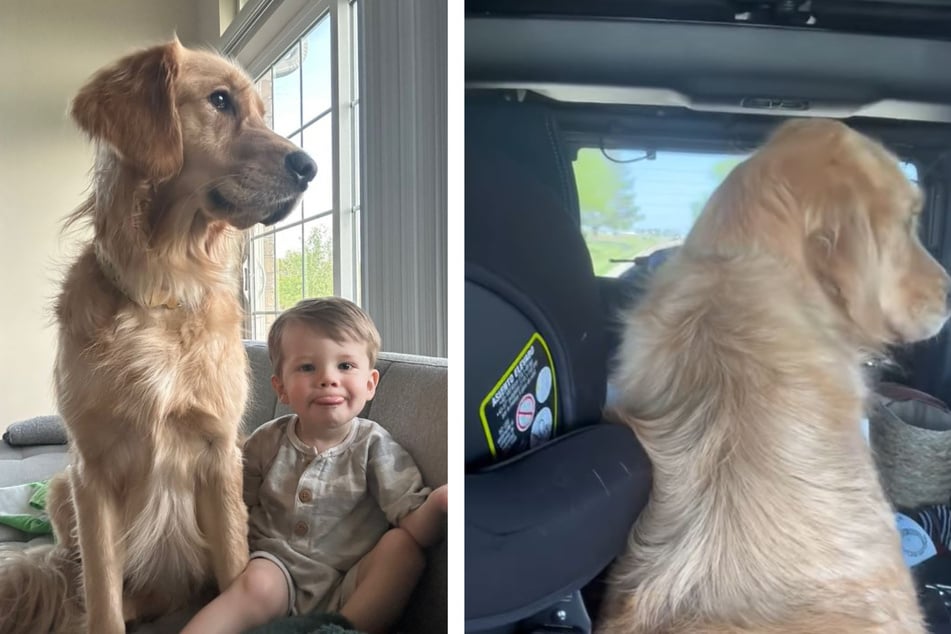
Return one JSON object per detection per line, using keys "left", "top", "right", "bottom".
{"left": 231, "top": 1, "right": 361, "bottom": 340}
{"left": 573, "top": 147, "right": 746, "bottom": 278}
{"left": 573, "top": 145, "right": 920, "bottom": 279}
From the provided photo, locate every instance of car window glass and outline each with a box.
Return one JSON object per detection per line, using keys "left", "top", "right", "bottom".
{"left": 573, "top": 146, "right": 920, "bottom": 278}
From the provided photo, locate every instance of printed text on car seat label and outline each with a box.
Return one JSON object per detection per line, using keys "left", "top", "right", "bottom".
{"left": 479, "top": 332, "right": 558, "bottom": 459}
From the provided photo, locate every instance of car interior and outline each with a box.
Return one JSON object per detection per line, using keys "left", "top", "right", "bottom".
{"left": 464, "top": 1, "right": 951, "bottom": 632}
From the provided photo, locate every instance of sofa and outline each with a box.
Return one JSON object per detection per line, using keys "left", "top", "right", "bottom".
{"left": 0, "top": 341, "right": 448, "bottom": 634}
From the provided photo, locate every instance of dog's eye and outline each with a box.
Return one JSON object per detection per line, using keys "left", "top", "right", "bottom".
{"left": 209, "top": 90, "right": 233, "bottom": 114}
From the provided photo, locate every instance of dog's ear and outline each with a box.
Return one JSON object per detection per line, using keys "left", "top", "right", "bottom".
{"left": 805, "top": 193, "right": 887, "bottom": 340}
{"left": 71, "top": 40, "right": 183, "bottom": 180}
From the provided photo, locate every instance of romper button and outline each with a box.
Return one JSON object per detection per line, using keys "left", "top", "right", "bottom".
{"left": 294, "top": 521, "right": 308, "bottom": 536}
{"left": 299, "top": 489, "right": 312, "bottom": 503}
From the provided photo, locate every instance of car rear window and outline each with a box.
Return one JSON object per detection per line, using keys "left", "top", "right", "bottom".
{"left": 573, "top": 145, "right": 919, "bottom": 278}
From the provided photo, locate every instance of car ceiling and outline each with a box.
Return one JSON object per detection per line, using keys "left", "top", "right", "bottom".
{"left": 465, "top": 0, "right": 951, "bottom": 39}
{"left": 466, "top": 1, "right": 951, "bottom": 123}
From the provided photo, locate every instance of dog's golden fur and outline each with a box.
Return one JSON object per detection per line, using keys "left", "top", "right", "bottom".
{"left": 598, "top": 119, "right": 951, "bottom": 634}
{"left": 0, "top": 39, "right": 312, "bottom": 633}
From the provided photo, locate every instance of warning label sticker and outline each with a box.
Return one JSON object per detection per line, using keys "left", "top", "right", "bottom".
{"left": 480, "top": 333, "right": 558, "bottom": 459}
{"left": 515, "top": 394, "right": 536, "bottom": 431}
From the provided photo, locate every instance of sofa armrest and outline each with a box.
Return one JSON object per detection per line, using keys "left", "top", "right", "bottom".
{"left": 2, "top": 416, "right": 68, "bottom": 447}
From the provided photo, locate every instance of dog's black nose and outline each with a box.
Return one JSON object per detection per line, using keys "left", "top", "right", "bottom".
{"left": 285, "top": 151, "right": 317, "bottom": 185}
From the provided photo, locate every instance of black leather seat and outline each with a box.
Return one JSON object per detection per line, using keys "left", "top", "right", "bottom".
{"left": 464, "top": 99, "right": 652, "bottom": 633}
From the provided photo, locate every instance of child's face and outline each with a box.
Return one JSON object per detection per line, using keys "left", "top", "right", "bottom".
{"left": 271, "top": 321, "right": 379, "bottom": 436}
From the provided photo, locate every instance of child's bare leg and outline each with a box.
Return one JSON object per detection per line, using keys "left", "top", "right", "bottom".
{"left": 340, "top": 528, "right": 426, "bottom": 634}
{"left": 181, "top": 558, "right": 289, "bottom": 634}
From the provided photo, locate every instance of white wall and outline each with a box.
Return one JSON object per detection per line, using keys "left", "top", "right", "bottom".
{"left": 0, "top": 1, "right": 202, "bottom": 430}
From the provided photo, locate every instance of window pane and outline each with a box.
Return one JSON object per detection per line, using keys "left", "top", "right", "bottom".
{"left": 302, "top": 16, "right": 332, "bottom": 122}
{"left": 275, "top": 226, "right": 304, "bottom": 310}
{"left": 901, "top": 161, "right": 918, "bottom": 182}
{"left": 272, "top": 44, "right": 302, "bottom": 136}
{"left": 303, "top": 215, "right": 335, "bottom": 298}
{"left": 275, "top": 133, "right": 304, "bottom": 229}
{"left": 572, "top": 148, "right": 746, "bottom": 277}
{"left": 253, "top": 313, "right": 280, "bottom": 341}
{"left": 302, "top": 116, "right": 333, "bottom": 216}
{"left": 573, "top": 150, "right": 922, "bottom": 280}
{"left": 250, "top": 233, "right": 277, "bottom": 314}
{"left": 255, "top": 69, "right": 273, "bottom": 130}
{"left": 243, "top": 10, "right": 359, "bottom": 325}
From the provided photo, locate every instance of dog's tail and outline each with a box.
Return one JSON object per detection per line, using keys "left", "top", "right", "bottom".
{"left": 0, "top": 544, "right": 84, "bottom": 634}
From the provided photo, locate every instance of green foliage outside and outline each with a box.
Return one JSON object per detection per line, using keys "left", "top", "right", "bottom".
{"left": 691, "top": 157, "right": 744, "bottom": 221}
{"left": 711, "top": 156, "right": 744, "bottom": 180}
{"left": 277, "top": 223, "right": 334, "bottom": 310}
{"left": 573, "top": 149, "right": 644, "bottom": 235}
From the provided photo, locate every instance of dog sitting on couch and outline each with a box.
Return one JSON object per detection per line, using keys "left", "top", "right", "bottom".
{"left": 0, "top": 38, "right": 314, "bottom": 633}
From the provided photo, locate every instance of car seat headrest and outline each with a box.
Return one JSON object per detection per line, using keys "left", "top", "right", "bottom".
{"left": 465, "top": 140, "right": 607, "bottom": 469}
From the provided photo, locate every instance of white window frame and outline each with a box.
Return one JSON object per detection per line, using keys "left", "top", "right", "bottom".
{"left": 218, "top": 0, "right": 360, "bottom": 337}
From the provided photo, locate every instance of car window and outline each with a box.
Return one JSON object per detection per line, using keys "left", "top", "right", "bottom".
{"left": 573, "top": 145, "right": 920, "bottom": 278}
{"left": 573, "top": 147, "right": 747, "bottom": 277}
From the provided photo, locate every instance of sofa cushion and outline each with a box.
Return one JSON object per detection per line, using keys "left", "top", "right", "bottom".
{"left": 362, "top": 353, "right": 448, "bottom": 489}
{"left": 242, "top": 340, "right": 281, "bottom": 435}
{"left": 0, "top": 444, "right": 67, "bottom": 488}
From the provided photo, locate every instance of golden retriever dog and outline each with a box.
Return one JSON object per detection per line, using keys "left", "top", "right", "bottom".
{"left": 0, "top": 39, "right": 314, "bottom": 633}
{"left": 597, "top": 119, "right": 950, "bottom": 634}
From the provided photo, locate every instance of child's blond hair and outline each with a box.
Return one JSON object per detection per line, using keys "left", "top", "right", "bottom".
{"left": 267, "top": 297, "right": 381, "bottom": 374}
